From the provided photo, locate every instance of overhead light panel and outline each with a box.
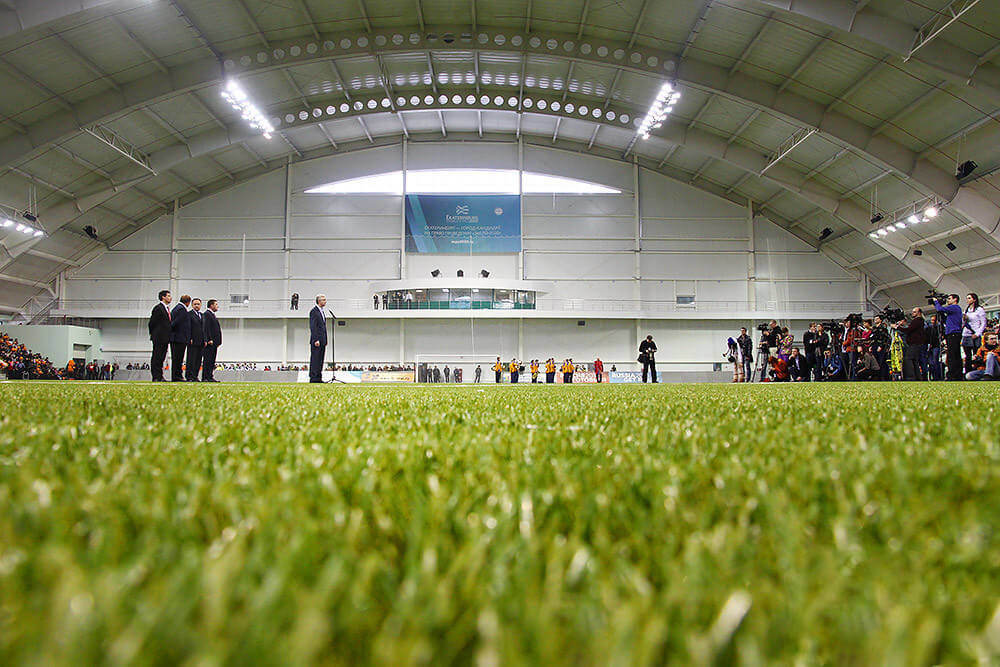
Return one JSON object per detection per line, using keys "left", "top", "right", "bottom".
{"left": 908, "top": 214, "right": 920, "bottom": 224}
{"left": 1, "top": 219, "right": 12, "bottom": 228}
{"left": 221, "top": 79, "right": 274, "bottom": 139}
{"left": 924, "top": 206, "right": 938, "bottom": 218}
{"left": 637, "top": 82, "right": 681, "bottom": 140}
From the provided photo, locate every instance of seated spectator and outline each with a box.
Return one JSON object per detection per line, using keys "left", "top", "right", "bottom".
{"left": 855, "top": 344, "right": 881, "bottom": 381}
{"left": 823, "top": 349, "right": 844, "bottom": 381}
{"left": 768, "top": 355, "right": 790, "bottom": 382}
{"left": 967, "top": 332, "right": 1000, "bottom": 380}
{"left": 788, "top": 348, "right": 809, "bottom": 382}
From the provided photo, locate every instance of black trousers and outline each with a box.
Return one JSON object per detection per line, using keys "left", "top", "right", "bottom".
{"left": 310, "top": 343, "right": 326, "bottom": 382}
{"left": 546, "top": 372, "right": 555, "bottom": 383}
{"left": 642, "top": 359, "right": 657, "bottom": 383}
{"left": 857, "top": 368, "right": 880, "bottom": 381}
{"left": 151, "top": 342, "right": 168, "bottom": 381}
{"left": 185, "top": 344, "right": 203, "bottom": 381}
{"left": 170, "top": 342, "right": 186, "bottom": 381}
{"left": 945, "top": 333, "right": 963, "bottom": 380}
{"left": 202, "top": 345, "right": 217, "bottom": 380}
{"left": 511, "top": 371, "right": 518, "bottom": 383}
{"left": 495, "top": 371, "right": 502, "bottom": 383}
{"left": 903, "top": 344, "right": 923, "bottom": 381}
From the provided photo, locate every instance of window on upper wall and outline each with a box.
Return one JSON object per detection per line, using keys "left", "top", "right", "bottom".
{"left": 303, "top": 169, "right": 621, "bottom": 194}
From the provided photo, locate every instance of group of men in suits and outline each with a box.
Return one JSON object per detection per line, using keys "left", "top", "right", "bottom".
{"left": 148, "top": 290, "right": 222, "bottom": 382}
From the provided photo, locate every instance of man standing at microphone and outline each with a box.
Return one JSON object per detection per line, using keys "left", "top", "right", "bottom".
{"left": 309, "top": 294, "right": 328, "bottom": 383}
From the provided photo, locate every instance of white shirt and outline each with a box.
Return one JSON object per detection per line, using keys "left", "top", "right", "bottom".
{"left": 965, "top": 306, "right": 986, "bottom": 337}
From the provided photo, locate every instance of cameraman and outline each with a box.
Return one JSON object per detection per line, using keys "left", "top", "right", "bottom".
{"left": 870, "top": 316, "right": 890, "bottom": 381}
{"left": 757, "top": 321, "right": 780, "bottom": 381}
{"left": 638, "top": 335, "right": 657, "bottom": 383}
{"left": 814, "top": 324, "right": 829, "bottom": 381}
{"left": 893, "top": 307, "right": 926, "bottom": 381}
{"left": 736, "top": 327, "right": 754, "bottom": 382}
{"left": 803, "top": 323, "right": 818, "bottom": 374}
{"left": 933, "top": 294, "right": 964, "bottom": 380}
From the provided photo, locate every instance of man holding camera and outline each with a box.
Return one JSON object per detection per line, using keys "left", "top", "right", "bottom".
{"left": 757, "top": 321, "right": 780, "bottom": 382}
{"left": 894, "top": 307, "right": 927, "bottom": 381}
{"left": 639, "top": 335, "right": 657, "bottom": 383}
{"left": 870, "top": 316, "right": 890, "bottom": 381}
{"left": 802, "top": 323, "right": 818, "bottom": 379}
{"left": 736, "top": 327, "right": 754, "bottom": 382}
{"left": 933, "top": 294, "right": 964, "bottom": 380}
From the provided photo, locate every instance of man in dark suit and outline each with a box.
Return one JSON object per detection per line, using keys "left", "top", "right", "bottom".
{"left": 169, "top": 294, "right": 191, "bottom": 381}
{"left": 185, "top": 298, "right": 205, "bottom": 381}
{"left": 148, "top": 289, "right": 172, "bottom": 381}
{"left": 309, "top": 294, "right": 328, "bottom": 383}
{"left": 202, "top": 299, "right": 222, "bottom": 382}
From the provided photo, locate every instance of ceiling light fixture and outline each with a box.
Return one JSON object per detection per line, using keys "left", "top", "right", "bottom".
{"left": 637, "top": 82, "right": 680, "bottom": 140}
{"left": 221, "top": 80, "right": 274, "bottom": 139}
{"left": 924, "top": 206, "right": 938, "bottom": 218}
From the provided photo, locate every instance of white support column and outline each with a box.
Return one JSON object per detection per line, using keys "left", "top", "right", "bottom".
{"left": 400, "top": 138, "right": 407, "bottom": 279}
{"left": 169, "top": 198, "right": 179, "bottom": 295}
{"left": 747, "top": 198, "right": 756, "bottom": 310}
{"left": 282, "top": 318, "right": 288, "bottom": 364}
{"left": 283, "top": 158, "right": 292, "bottom": 306}
{"left": 518, "top": 136, "right": 525, "bottom": 280}
{"left": 635, "top": 319, "right": 641, "bottom": 369}
{"left": 518, "top": 318, "right": 524, "bottom": 359}
{"left": 399, "top": 318, "right": 405, "bottom": 363}
{"left": 633, "top": 159, "right": 641, "bottom": 307}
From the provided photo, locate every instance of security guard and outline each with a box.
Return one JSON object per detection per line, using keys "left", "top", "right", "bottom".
{"left": 530, "top": 359, "right": 539, "bottom": 383}
{"left": 493, "top": 356, "right": 503, "bottom": 383}
{"left": 509, "top": 358, "right": 519, "bottom": 384}
{"left": 545, "top": 358, "right": 556, "bottom": 383}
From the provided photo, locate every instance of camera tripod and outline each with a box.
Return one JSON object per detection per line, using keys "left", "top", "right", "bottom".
{"left": 751, "top": 338, "right": 770, "bottom": 383}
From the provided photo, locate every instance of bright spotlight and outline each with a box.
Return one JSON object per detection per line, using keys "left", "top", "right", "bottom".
{"left": 908, "top": 214, "right": 920, "bottom": 224}
{"left": 924, "top": 206, "right": 938, "bottom": 218}
{"left": 637, "top": 82, "right": 681, "bottom": 140}
{"left": 1, "top": 219, "right": 12, "bottom": 228}
{"left": 221, "top": 79, "right": 274, "bottom": 139}
{"left": 877, "top": 228, "right": 888, "bottom": 236}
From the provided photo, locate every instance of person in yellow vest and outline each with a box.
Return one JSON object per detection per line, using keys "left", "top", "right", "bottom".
{"left": 545, "top": 358, "right": 556, "bottom": 383}
{"left": 509, "top": 358, "right": 519, "bottom": 384}
{"left": 561, "top": 359, "right": 571, "bottom": 383}
{"left": 530, "top": 359, "right": 539, "bottom": 383}
{"left": 493, "top": 356, "right": 503, "bottom": 383}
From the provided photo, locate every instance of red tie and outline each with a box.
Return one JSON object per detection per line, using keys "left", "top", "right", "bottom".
{"left": 165, "top": 304, "right": 170, "bottom": 321}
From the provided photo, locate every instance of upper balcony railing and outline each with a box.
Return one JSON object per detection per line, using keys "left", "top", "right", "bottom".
{"left": 52, "top": 298, "right": 871, "bottom": 317}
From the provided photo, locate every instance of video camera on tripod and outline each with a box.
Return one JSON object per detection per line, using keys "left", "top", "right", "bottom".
{"left": 820, "top": 313, "right": 863, "bottom": 337}
{"left": 879, "top": 307, "right": 906, "bottom": 324}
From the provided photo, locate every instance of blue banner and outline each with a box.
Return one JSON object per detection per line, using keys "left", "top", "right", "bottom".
{"left": 405, "top": 194, "right": 521, "bottom": 253}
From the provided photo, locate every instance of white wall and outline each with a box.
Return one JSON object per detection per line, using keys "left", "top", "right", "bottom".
{"left": 63, "top": 142, "right": 864, "bottom": 366}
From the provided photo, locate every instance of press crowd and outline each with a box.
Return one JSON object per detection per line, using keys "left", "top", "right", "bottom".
{"left": 727, "top": 293, "right": 996, "bottom": 382}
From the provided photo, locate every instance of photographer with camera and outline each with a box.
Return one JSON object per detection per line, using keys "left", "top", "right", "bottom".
{"left": 870, "top": 316, "right": 890, "bottom": 380}
{"left": 768, "top": 354, "right": 790, "bottom": 382}
{"left": 814, "top": 324, "right": 829, "bottom": 381}
{"left": 638, "top": 335, "right": 657, "bottom": 383}
{"left": 736, "top": 327, "right": 754, "bottom": 382}
{"left": 803, "top": 323, "right": 818, "bottom": 374}
{"left": 888, "top": 307, "right": 924, "bottom": 381}
{"left": 822, "top": 349, "right": 844, "bottom": 381}
{"left": 933, "top": 294, "right": 964, "bottom": 380}
{"left": 840, "top": 317, "right": 859, "bottom": 380}
{"left": 755, "top": 321, "right": 780, "bottom": 381}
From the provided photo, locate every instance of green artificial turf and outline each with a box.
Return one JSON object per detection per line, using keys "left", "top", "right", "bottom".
{"left": 1, "top": 382, "right": 999, "bottom": 665}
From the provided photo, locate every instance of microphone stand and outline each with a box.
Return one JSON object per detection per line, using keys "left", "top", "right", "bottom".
{"left": 327, "top": 310, "right": 345, "bottom": 383}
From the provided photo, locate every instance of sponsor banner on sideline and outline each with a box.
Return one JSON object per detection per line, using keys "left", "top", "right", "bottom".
{"left": 297, "top": 370, "right": 414, "bottom": 383}
{"left": 609, "top": 371, "right": 663, "bottom": 383}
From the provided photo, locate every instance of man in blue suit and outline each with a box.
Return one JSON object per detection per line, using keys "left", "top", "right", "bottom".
{"left": 202, "top": 299, "right": 222, "bottom": 382}
{"left": 309, "top": 294, "right": 328, "bottom": 383}
{"left": 169, "top": 294, "right": 191, "bottom": 382}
